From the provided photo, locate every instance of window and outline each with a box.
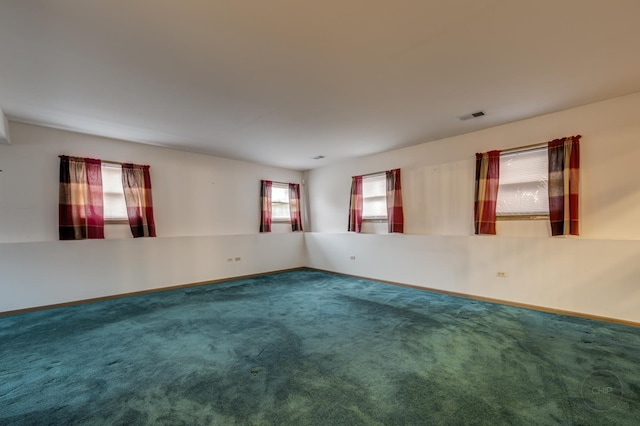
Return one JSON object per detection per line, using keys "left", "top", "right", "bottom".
{"left": 59, "top": 156, "right": 156, "bottom": 240}
{"left": 101, "top": 163, "right": 128, "bottom": 222}
{"left": 260, "top": 180, "right": 303, "bottom": 232}
{"left": 362, "top": 173, "right": 387, "bottom": 220}
{"left": 496, "top": 147, "right": 548, "bottom": 218}
{"left": 271, "top": 182, "right": 290, "bottom": 222}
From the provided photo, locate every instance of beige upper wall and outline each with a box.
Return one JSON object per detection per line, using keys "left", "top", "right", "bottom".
{"left": 0, "top": 122, "right": 307, "bottom": 312}
{"left": 0, "top": 122, "right": 303, "bottom": 243}
{"left": 2, "top": 93, "right": 640, "bottom": 318}
{"left": 307, "top": 92, "right": 640, "bottom": 240}
{"left": 2, "top": 90, "right": 640, "bottom": 243}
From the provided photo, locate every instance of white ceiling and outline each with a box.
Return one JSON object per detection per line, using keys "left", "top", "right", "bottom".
{"left": 1, "top": 1, "right": 640, "bottom": 170}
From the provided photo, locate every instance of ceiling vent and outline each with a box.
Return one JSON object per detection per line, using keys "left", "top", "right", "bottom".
{"left": 459, "top": 111, "right": 486, "bottom": 121}
{"left": 312, "top": 155, "right": 325, "bottom": 160}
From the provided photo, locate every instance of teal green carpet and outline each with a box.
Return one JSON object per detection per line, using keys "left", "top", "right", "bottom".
{"left": 1, "top": 269, "right": 639, "bottom": 425}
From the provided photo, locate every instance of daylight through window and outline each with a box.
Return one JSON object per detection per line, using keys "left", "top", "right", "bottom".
{"left": 101, "top": 163, "right": 128, "bottom": 222}
{"left": 362, "top": 173, "right": 387, "bottom": 220}
{"left": 271, "top": 182, "right": 290, "bottom": 222}
{"left": 496, "top": 147, "right": 549, "bottom": 217}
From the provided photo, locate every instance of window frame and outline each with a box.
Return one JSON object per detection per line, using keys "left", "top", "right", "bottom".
{"left": 101, "top": 162, "right": 129, "bottom": 225}
{"left": 496, "top": 146, "right": 550, "bottom": 221}
{"left": 271, "top": 181, "right": 291, "bottom": 223}
{"left": 362, "top": 172, "right": 388, "bottom": 222}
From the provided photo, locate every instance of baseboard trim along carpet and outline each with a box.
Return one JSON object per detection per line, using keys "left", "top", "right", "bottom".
{"left": 307, "top": 268, "right": 640, "bottom": 329}
{"left": 3, "top": 266, "right": 638, "bottom": 329}
{"left": 0, "top": 267, "right": 306, "bottom": 318}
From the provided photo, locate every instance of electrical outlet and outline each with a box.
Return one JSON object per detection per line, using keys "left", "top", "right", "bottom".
{"left": 349, "top": 255, "right": 356, "bottom": 260}
{"left": 235, "top": 257, "right": 241, "bottom": 262}
{"left": 226, "top": 258, "right": 234, "bottom": 262}
{"left": 496, "top": 271, "right": 508, "bottom": 278}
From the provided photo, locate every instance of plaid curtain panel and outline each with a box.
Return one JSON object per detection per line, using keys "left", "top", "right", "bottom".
{"left": 385, "top": 168, "right": 404, "bottom": 233}
{"left": 548, "top": 135, "right": 581, "bottom": 236}
{"left": 288, "top": 183, "right": 303, "bottom": 232}
{"left": 122, "top": 163, "right": 157, "bottom": 238}
{"left": 474, "top": 150, "right": 500, "bottom": 235}
{"left": 347, "top": 175, "right": 363, "bottom": 232}
{"left": 259, "top": 180, "right": 272, "bottom": 232}
{"left": 59, "top": 156, "right": 104, "bottom": 240}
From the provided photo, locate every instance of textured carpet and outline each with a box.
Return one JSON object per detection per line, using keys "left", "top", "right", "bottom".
{"left": 1, "top": 269, "right": 639, "bottom": 425}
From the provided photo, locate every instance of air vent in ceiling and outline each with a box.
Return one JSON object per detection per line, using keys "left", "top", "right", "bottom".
{"left": 459, "top": 111, "right": 486, "bottom": 121}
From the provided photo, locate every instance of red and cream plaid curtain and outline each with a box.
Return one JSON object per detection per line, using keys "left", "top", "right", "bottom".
{"left": 288, "top": 183, "right": 303, "bottom": 232}
{"left": 259, "top": 180, "right": 272, "bottom": 232}
{"left": 122, "top": 163, "right": 157, "bottom": 238}
{"left": 548, "top": 135, "right": 580, "bottom": 236}
{"left": 347, "top": 175, "right": 363, "bottom": 232}
{"left": 474, "top": 150, "right": 500, "bottom": 235}
{"left": 386, "top": 168, "right": 404, "bottom": 233}
{"left": 59, "top": 156, "right": 105, "bottom": 240}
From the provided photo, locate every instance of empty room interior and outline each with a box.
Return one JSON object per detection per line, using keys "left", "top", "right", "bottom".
{"left": 1, "top": 1, "right": 640, "bottom": 424}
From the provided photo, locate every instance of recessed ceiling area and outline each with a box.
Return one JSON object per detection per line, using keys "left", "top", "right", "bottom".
{"left": 1, "top": 0, "right": 640, "bottom": 170}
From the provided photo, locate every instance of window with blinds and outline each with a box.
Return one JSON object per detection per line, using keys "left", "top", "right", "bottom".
{"left": 271, "top": 182, "right": 290, "bottom": 222}
{"left": 496, "top": 147, "right": 549, "bottom": 217}
{"left": 101, "top": 163, "right": 128, "bottom": 222}
{"left": 362, "top": 173, "right": 387, "bottom": 220}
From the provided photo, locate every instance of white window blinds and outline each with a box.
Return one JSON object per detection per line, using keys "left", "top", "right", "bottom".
{"left": 101, "top": 163, "right": 128, "bottom": 221}
{"left": 496, "top": 148, "right": 549, "bottom": 216}
{"left": 362, "top": 174, "right": 387, "bottom": 219}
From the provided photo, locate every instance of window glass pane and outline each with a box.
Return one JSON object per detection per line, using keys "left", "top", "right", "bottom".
{"left": 104, "top": 193, "right": 128, "bottom": 219}
{"left": 102, "top": 165, "right": 123, "bottom": 193}
{"left": 497, "top": 148, "right": 548, "bottom": 215}
{"left": 272, "top": 202, "right": 290, "bottom": 220}
{"left": 272, "top": 185, "right": 289, "bottom": 203}
{"left": 102, "top": 164, "right": 128, "bottom": 220}
{"left": 271, "top": 183, "right": 290, "bottom": 220}
{"left": 363, "top": 196, "right": 387, "bottom": 218}
{"left": 363, "top": 174, "right": 386, "bottom": 197}
{"left": 362, "top": 174, "right": 387, "bottom": 219}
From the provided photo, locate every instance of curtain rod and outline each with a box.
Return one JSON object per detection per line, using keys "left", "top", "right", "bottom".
{"left": 501, "top": 135, "right": 581, "bottom": 154}
{"left": 355, "top": 171, "right": 386, "bottom": 178}
{"left": 59, "top": 155, "right": 124, "bottom": 165}
{"left": 270, "top": 180, "right": 296, "bottom": 186}
{"left": 500, "top": 142, "right": 547, "bottom": 154}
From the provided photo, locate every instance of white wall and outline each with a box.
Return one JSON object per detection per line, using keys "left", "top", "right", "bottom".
{"left": 306, "top": 92, "right": 640, "bottom": 323}
{"left": 0, "top": 122, "right": 305, "bottom": 312}
{"left": 0, "top": 233, "right": 304, "bottom": 312}
{"left": 0, "top": 122, "right": 304, "bottom": 242}
{"left": 3, "top": 93, "right": 640, "bottom": 322}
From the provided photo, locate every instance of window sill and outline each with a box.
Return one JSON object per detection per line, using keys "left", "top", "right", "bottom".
{"left": 363, "top": 217, "right": 388, "bottom": 223}
{"left": 497, "top": 215, "right": 549, "bottom": 221}
{"left": 105, "top": 219, "right": 129, "bottom": 225}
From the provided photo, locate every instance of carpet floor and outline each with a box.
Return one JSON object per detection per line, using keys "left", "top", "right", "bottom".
{"left": 1, "top": 269, "right": 639, "bottom": 425}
